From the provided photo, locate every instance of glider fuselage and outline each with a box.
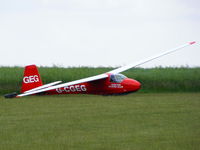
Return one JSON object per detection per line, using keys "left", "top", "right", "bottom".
{"left": 44, "top": 74, "right": 141, "bottom": 95}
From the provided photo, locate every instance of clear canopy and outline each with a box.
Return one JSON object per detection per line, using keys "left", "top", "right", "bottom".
{"left": 110, "top": 74, "right": 127, "bottom": 83}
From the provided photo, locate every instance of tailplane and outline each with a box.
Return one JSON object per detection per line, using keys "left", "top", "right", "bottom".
{"left": 21, "top": 65, "right": 43, "bottom": 93}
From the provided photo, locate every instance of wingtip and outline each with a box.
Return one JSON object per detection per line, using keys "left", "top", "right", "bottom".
{"left": 189, "top": 41, "right": 196, "bottom": 45}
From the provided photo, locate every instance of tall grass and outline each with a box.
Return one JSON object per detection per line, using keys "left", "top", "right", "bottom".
{"left": 0, "top": 66, "right": 200, "bottom": 94}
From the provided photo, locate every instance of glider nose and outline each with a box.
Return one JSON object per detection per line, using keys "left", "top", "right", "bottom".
{"left": 123, "top": 78, "right": 141, "bottom": 92}
{"left": 131, "top": 79, "right": 141, "bottom": 91}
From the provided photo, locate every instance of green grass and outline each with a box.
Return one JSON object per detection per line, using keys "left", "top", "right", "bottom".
{"left": 0, "top": 93, "right": 200, "bottom": 150}
{"left": 0, "top": 67, "right": 200, "bottom": 94}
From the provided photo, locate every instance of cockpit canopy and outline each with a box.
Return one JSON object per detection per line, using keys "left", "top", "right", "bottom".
{"left": 110, "top": 74, "right": 127, "bottom": 83}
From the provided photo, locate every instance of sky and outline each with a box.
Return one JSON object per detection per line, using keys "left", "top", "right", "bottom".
{"left": 0, "top": 0, "right": 200, "bottom": 68}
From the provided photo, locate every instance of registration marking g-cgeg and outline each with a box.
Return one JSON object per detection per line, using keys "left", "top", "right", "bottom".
{"left": 56, "top": 85, "right": 87, "bottom": 93}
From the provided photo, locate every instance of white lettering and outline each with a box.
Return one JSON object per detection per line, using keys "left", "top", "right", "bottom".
{"left": 23, "top": 75, "right": 39, "bottom": 84}
{"left": 108, "top": 84, "right": 123, "bottom": 88}
{"left": 56, "top": 85, "right": 87, "bottom": 93}
{"left": 80, "top": 85, "right": 87, "bottom": 91}
{"left": 34, "top": 75, "right": 39, "bottom": 82}
{"left": 29, "top": 76, "right": 34, "bottom": 83}
{"left": 75, "top": 85, "right": 81, "bottom": 92}
{"left": 23, "top": 77, "right": 29, "bottom": 83}
{"left": 56, "top": 88, "right": 63, "bottom": 93}
{"left": 70, "top": 86, "right": 76, "bottom": 92}
{"left": 64, "top": 86, "right": 70, "bottom": 92}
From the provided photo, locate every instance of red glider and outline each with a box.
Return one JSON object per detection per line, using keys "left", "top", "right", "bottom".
{"left": 5, "top": 41, "right": 196, "bottom": 98}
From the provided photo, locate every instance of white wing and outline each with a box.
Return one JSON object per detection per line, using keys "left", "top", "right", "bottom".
{"left": 17, "top": 74, "right": 108, "bottom": 97}
{"left": 16, "top": 41, "right": 196, "bottom": 97}
{"left": 24, "top": 81, "right": 62, "bottom": 93}
{"left": 109, "top": 41, "right": 196, "bottom": 74}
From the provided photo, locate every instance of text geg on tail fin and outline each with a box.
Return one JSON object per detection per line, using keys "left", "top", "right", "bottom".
{"left": 21, "top": 65, "right": 43, "bottom": 93}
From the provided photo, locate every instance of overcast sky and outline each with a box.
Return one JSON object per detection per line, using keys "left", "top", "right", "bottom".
{"left": 0, "top": 0, "right": 199, "bottom": 68}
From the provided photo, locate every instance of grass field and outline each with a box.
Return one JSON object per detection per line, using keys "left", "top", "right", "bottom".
{"left": 0, "top": 93, "right": 199, "bottom": 150}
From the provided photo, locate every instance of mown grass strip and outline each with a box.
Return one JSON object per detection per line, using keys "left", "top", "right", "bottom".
{"left": 0, "top": 93, "right": 199, "bottom": 150}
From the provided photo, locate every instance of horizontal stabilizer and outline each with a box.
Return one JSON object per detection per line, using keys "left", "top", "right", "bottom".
{"left": 24, "top": 81, "right": 62, "bottom": 93}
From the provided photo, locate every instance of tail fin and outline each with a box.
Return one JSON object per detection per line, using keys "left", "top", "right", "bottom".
{"left": 21, "top": 65, "right": 43, "bottom": 93}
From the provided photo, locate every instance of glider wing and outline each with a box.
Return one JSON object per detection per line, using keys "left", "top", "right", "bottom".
{"left": 108, "top": 41, "right": 196, "bottom": 74}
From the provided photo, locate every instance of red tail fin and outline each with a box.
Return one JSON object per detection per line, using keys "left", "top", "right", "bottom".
{"left": 21, "top": 65, "right": 43, "bottom": 93}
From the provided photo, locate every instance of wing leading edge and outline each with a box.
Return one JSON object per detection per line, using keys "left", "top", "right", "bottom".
{"left": 16, "top": 41, "right": 196, "bottom": 97}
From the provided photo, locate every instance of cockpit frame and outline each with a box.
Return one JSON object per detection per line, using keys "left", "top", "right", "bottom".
{"left": 110, "top": 74, "right": 127, "bottom": 83}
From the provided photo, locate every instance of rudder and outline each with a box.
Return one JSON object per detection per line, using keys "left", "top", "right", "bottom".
{"left": 21, "top": 65, "right": 43, "bottom": 93}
